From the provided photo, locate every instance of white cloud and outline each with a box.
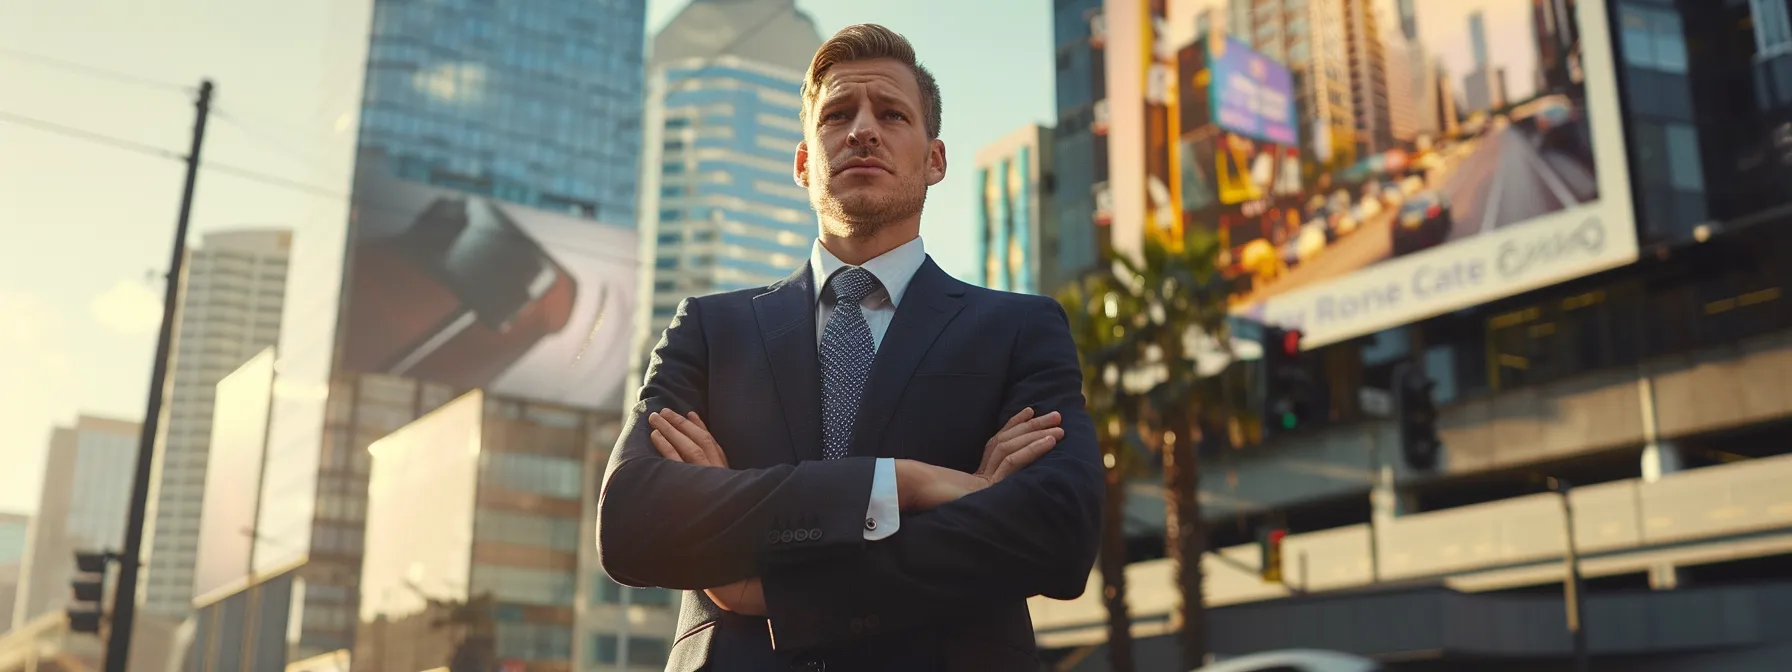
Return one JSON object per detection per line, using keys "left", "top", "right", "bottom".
{"left": 89, "top": 278, "right": 165, "bottom": 336}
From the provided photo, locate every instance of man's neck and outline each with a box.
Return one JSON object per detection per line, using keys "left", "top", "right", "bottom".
{"left": 818, "top": 220, "right": 921, "bottom": 266}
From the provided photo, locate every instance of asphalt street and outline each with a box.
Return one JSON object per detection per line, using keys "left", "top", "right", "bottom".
{"left": 1237, "top": 122, "right": 1598, "bottom": 305}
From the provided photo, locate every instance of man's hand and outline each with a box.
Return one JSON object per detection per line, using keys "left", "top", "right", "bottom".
{"left": 896, "top": 407, "right": 1063, "bottom": 511}
{"left": 646, "top": 409, "right": 728, "bottom": 468}
{"left": 705, "top": 577, "right": 767, "bottom": 616}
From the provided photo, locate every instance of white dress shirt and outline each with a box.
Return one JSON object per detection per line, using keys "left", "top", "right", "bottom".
{"left": 809, "top": 235, "right": 928, "bottom": 542}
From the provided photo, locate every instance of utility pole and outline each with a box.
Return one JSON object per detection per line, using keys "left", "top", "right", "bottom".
{"left": 106, "top": 79, "right": 212, "bottom": 672}
{"left": 1550, "top": 477, "right": 1590, "bottom": 672}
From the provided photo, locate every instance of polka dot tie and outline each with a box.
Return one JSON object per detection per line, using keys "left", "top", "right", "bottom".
{"left": 820, "top": 267, "right": 881, "bottom": 460}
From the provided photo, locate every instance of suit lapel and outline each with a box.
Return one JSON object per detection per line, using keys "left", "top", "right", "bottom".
{"left": 754, "top": 265, "right": 823, "bottom": 464}
{"left": 849, "top": 256, "right": 968, "bottom": 458}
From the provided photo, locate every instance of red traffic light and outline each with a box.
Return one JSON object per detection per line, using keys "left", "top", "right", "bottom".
{"left": 1282, "top": 330, "right": 1302, "bottom": 357}
{"left": 1267, "top": 528, "right": 1287, "bottom": 545}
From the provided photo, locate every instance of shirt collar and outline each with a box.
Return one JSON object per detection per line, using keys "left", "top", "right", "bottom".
{"left": 810, "top": 236, "right": 927, "bottom": 307}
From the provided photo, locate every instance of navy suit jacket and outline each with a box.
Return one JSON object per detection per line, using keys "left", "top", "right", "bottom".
{"left": 596, "top": 256, "right": 1102, "bottom": 672}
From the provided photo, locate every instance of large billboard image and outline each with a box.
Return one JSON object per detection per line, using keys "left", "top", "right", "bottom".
{"left": 339, "top": 150, "right": 638, "bottom": 410}
{"left": 1163, "top": 0, "right": 1634, "bottom": 347}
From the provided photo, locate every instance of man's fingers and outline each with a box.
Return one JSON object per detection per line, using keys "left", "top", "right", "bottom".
{"left": 648, "top": 412, "right": 710, "bottom": 466}
{"left": 665, "top": 410, "right": 728, "bottom": 467}
{"left": 687, "top": 411, "right": 708, "bottom": 431}
{"left": 993, "top": 410, "right": 1061, "bottom": 446}
{"left": 649, "top": 430, "right": 684, "bottom": 462}
{"left": 1001, "top": 407, "right": 1035, "bottom": 433}
{"left": 993, "top": 434, "right": 1059, "bottom": 481}
{"left": 980, "top": 425, "right": 1065, "bottom": 477}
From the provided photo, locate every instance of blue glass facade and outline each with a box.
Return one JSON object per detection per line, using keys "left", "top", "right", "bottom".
{"left": 1052, "top": 0, "right": 1104, "bottom": 280}
{"left": 651, "top": 60, "right": 813, "bottom": 319}
{"left": 358, "top": 0, "right": 646, "bottom": 224}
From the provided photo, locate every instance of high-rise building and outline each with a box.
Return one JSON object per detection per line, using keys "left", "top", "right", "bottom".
{"left": 631, "top": 0, "right": 823, "bottom": 387}
{"left": 1049, "top": 0, "right": 1108, "bottom": 273}
{"left": 975, "top": 123, "right": 1061, "bottom": 294}
{"left": 1494, "top": 66, "right": 1510, "bottom": 108}
{"left": 230, "top": 0, "right": 649, "bottom": 659}
{"left": 141, "top": 229, "right": 291, "bottom": 620}
{"left": 353, "top": 390, "right": 637, "bottom": 671}
{"left": 1343, "top": 0, "right": 1394, "bottom": 154}
{"left": 1395, "top": 0, "right": 1419, "bottom": 41}
{"left": 1436, "top": 56, "right": 1461, "bottom": 136}
{"left": 11, "top": 416, "right": 139, "bottom": 630}
{"left": 1231, "top": 0, "right": 1357, "bottom": 167}
{"left": 0, "top": 512, "right": 27, "bottom": 633}
{"left": 1463, "top": 10, "right": 1498, "bottom": 113}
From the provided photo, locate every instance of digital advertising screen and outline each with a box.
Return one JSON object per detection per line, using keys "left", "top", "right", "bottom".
{"left": 338, "top": 150, "right": 638, "bottom": 411}
{"left": 1164, "top": 0, "right": 1635, "bottom": 347}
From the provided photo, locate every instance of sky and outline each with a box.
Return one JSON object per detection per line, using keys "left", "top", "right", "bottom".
{"left": 0, "top": 0, "right": 1053, "bottom": 515}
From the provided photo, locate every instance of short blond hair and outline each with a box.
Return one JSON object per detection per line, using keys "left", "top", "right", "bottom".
{"left": 800, "top": 24, "right": 942, "bottom": 139}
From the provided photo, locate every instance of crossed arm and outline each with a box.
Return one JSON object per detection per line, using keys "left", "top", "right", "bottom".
{"left": 595, "top": 296, "right": 1103, "bottom": 649}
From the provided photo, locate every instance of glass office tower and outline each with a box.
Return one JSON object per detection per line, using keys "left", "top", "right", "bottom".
{"left": 239, "top": 0, "right": 649, "bottom": 661}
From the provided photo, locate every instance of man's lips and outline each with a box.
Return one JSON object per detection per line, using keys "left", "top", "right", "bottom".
{"left": 835, "top": 159, "right": 891, "bottom": 175}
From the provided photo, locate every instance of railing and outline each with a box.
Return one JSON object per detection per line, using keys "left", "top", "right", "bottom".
{"left": 1032, "top": 451, "right": 1792, "bottom": 646}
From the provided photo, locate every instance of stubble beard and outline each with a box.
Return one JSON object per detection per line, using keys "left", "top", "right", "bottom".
{"left": 811, "top": 158, "right": 927, "bottom": 240}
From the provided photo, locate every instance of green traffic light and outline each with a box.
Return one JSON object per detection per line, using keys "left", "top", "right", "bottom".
{"left": 1281, "top": 412, "right": 1296, "bottom": 429}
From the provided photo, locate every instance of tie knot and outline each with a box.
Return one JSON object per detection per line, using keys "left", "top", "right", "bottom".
{"left": 829, "top": 267, "right": 881, "bottom": 306}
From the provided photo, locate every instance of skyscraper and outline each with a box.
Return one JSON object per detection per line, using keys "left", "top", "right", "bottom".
{"left": 1469, "top": 11, "right": 1490, "bottom": 67}
{"left": 630, "top": 0, "right": 823, "bottom": 387}
{"left": 12, "top": 416, "right": 140, "bottom": 630}
{"left": 1344, "top": 0, "right": 1394, "bottom": 154}
{"left": 1463, "top": 10, "right": 1498, "bottom": 113}
{"left": 141, "top": 229, "right": 290, "bottom": 620}
{"left": 1232, "top": 0, "right": 1357, "bottom": 166}
{"left": 222, "top": 0, "right": 649, "bottom": 660}
{"left": 1049, "top": 0, "right": 1107, "bottom": 275}
{"left": 975, "top": 123, "right": 1060, "bottom": 294}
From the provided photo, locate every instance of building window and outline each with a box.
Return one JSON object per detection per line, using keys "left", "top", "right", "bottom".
{"left": 482, "top": 452, "right": 582, "bottom": 499}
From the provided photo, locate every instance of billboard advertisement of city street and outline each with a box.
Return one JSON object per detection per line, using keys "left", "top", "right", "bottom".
{"left": 1158, "top": 0, "right": 1635, "bottom": 347}
{"left": 338, "top": 150, "right": 638, "bottom": 410}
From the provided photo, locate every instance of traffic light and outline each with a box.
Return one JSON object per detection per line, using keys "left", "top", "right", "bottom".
{"left": 1394, "top": 364, "right": 1441, "bottom": 470}
{"left": 1259, "top": 325, "right": 1319, "bottom": 438}
{"left": 1258, "top": 528, "right": 1287, "bottom": 583}
{"left": 67, "top": 550, "right": 111, "bottom": 635}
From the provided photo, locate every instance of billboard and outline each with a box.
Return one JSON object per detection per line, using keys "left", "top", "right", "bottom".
{"left": 338, "top": 150, "right": 638, "bottom": 410}
{"left": 192, "top": 347, "right": 276, "bottom": 606}
{"left": 1161, "top": 0, "right": 1635, "bottom": 347}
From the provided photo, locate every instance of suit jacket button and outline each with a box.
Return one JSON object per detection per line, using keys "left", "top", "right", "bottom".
{"left": 809, "top": 528, "right": 823, "bottom": 541}
{"left": 767, "top": 530, "right": 782, "bottom": 544}
{"left": 781, "top": 529, "right": 795, "bottom": 543}
{"left": 864, "top": 517, "right": 877, "bottom": 532}
{"left": 794, "top": 528, "right": 811, "bottom": 542}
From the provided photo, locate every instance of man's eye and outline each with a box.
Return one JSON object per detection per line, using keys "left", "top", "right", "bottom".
{"left": 823, "top": 111, "right": 847, "bottom": 122}
{"left": 883, "top": 111, "right": 906, "bottom": 121}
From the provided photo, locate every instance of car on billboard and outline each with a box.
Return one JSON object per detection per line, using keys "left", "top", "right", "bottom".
{"left": 1391, "top": 190, "right": 1453, "bottom": 257}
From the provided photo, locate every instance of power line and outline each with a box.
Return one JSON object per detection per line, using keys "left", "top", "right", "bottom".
{"left": 213, "top": 106, "right": 336, "bottom": 168}
{"left": 0, "top": 109, "right": 181, "bottom": 161}
{"left": 0, "top": 46, "right": 193, "bottom": 95}
{"left": 0, "top": 108, "right": 643, "bottom": 267}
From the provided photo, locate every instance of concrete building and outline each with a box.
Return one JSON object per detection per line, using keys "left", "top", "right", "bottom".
{"left": 141, "top": 229, "right": 290, "bottom": 620}
{"left": 352, "top": 390, "right": 637, "bottom": 671}
{"left": 1048, "top": 0, "right": 1107, "bottom": 276}
{"left": 974, "top": 123, "right": 1061, "bottom": 294}
{"left": 629, "top": 0, "right": 823, "bottom": 391}
{"left": 11, "top": 416, "right": 138, "bottom": 631}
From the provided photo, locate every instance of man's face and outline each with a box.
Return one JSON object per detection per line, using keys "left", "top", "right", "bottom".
{"left": 796, "top": 58, "right": 946, "bottom": 237}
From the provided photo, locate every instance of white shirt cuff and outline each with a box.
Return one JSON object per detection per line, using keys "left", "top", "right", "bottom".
{"left": 863, "top": 457, "right": 900, "bottom": 541}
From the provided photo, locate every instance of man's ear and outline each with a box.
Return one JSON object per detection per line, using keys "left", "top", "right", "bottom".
{"left": 925, "top": 138, "right": 947, "bottom": 187}
{"left": 794, "top": 140, "right": 810, "bottom": 188}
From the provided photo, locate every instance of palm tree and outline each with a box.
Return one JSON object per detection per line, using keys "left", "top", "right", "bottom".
{"left": 1095, "top": 229, "right": 1235, "bottom": 670}
{"left": 1056, "top": 274, "right": 1148, "bottom": 672}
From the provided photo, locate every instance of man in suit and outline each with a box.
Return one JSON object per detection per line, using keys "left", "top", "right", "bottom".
{"left": 597, "top": 23, "right": 1103, "bottom": 671}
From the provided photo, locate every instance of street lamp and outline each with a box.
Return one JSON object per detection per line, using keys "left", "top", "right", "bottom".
{"left": 1548, "top": 476, "right": 1589, "bottom": 672}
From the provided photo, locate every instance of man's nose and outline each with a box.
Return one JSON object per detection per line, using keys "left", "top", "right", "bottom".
{"left": 847, "top": 112, "right": 881, "bottom": 148}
